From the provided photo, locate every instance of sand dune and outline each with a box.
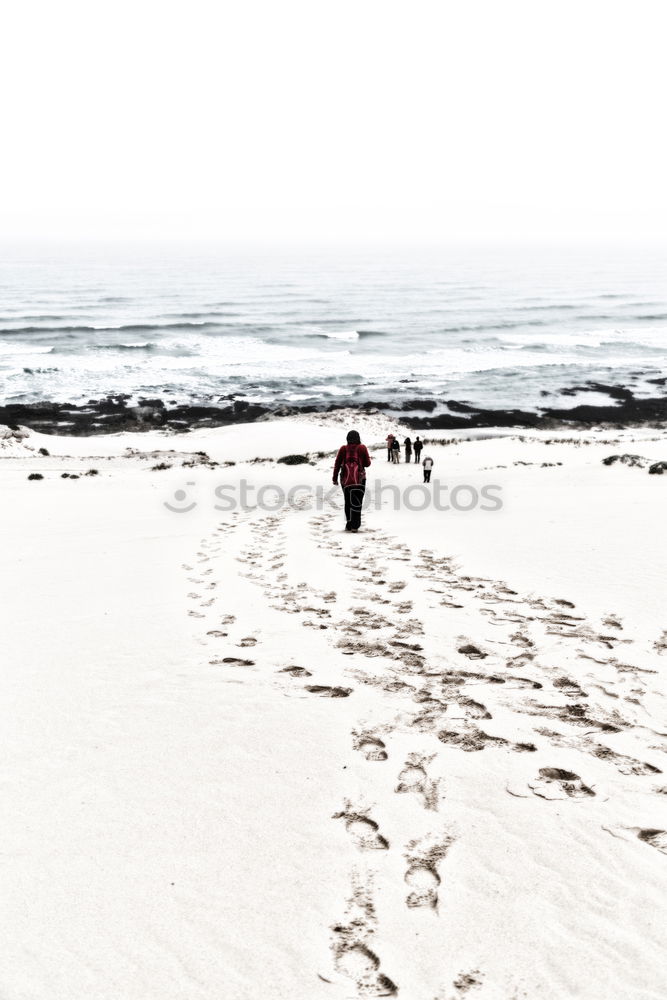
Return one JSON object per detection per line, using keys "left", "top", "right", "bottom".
{"left": 1, "top": 414, "right": 666, "bottom": 999}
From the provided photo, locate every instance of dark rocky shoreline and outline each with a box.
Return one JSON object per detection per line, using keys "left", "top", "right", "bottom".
{"left": 2, "top": 381, "right": 667, "bottom": 435}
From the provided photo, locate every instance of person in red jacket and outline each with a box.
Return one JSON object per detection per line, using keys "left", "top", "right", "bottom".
{"left": 333, "top": 429, "right": 372, "bottom": 532}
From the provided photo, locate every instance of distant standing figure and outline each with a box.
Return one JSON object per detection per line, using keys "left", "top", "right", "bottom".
{"left": 333, "top": 429, "right": 372, "bottom": 532}
{"left": 413, "top": 437, "right": 423, "bottom": 463}
{"left": 422, "top": 455, "right": 434, "bottom": 483}
{"left": 404, "top": 436, "right": 412, "bottom": 462}
{"left": 391, "top": 437, "right": 400, "bottom": 463}
{"left": 386, "top": 433, "right": 395, "bottom": 462}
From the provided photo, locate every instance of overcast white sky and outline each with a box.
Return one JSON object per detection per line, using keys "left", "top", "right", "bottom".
{"left": 1, "top": 0, "right": 666, "bottom": 244}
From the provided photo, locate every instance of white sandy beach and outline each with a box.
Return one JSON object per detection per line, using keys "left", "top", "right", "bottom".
{"left": 1, "top": 413, "right": 666, "bottom": 1000}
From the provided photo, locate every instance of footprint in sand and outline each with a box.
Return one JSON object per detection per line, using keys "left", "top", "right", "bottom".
{"left": 329, "top": 933, "right": 397, "bottom": 996}
{"left": 507, "top": 651, "right": 536, "bottom": 669}
{"left": 448, "top": 970, "right": 484, "bottom": 996}
{"left": 279, "top": 665, "right": 312, "bottom": 678}
{"left": 206, "top": 630, "right": 228, "bottom": 637}
{"left": 653, "top": 631, "right": 667, "bottom": 655}
{"left": 354, "top": 732, "right": 388, "bottom": 761}
{"left": 390, "top": 639, "right": 423, "bottom": 653}
{"left": 507, "top": 675, "right": 543, "bottom": 689}
{"left": 553, "top": 676, "right": 588, "bottom": 699}
{"left": 589, "top": 744, "right": 661, "bottom": 776}
{"left": 458, "top": 643, "right": 487, "bottom": 660}
{"left": 334, "top": 944, "right": 397, "bottom": 996}
{"left": 439, "top": 727, "right": 536, "bottom": 753}
{"left": 637, "top": 829, "right": 667, "bottom": 853}
{"left": 604, "top": 826, "right": 667, "bottom": 854}
{"left": 395, "top": 753, "right": 440, "bottom": 810}
{"left": 405, "top": 861, "right": 441, "bottom": 909}
{"left": 440, "top": 597, "right": 465, "bottom": 609}
{"left": 305, "top": 685, "right": 352, "bottom": 698}
{"left": 528, "top": 767, "right": 595, "bottom": 800}
{"left": 404, "top": 835, "right": 454, "bottom": 910}
{"left": 457, "top": 697, "right": 492, "bottom": 720}
{"left": 332, "top": 806, "right": 389, "bottom": 850}
{"left": 337, "top": 639, "right": 390, "bottom": 658}
{"left": 394, "top": 650, "right": 426, "bottom": 672}
{"left": 211, "top": 656, "right": 255, "bottom": 667}
{"left": 237, "top": 637, "right": 258, "bottom": 647}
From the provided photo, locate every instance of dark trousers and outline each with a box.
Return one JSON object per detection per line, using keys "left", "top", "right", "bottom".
{"left": 423, "top": 469, "right": 432, "bottom": 482}
{"left": 414, "top": 449, "right": 422, "bottom": 463}
{"left": 405, "top": 450, "right": 411, "bottom": 462}
{"left": 343, "top": 483, "right": 366, "bottom": 530}
{"left": 387, "top": 448, "right": 392, "bottom": 461}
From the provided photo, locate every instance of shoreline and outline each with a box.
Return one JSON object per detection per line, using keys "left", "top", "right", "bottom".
{"left": 2, "top": 377, "right": 667, "bottom": 436}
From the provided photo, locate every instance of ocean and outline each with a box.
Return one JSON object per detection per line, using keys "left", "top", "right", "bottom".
{"left": 1, "top": 243, "right": 666, "bottom": 418}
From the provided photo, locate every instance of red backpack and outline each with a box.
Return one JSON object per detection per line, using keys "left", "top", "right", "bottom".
{"left": 340, "top": 444, "right": 365, "bottom": 487}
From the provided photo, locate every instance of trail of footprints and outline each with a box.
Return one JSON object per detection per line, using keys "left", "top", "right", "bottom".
{"left": 182, "top": 506, "right": 666, "bottom": 997}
